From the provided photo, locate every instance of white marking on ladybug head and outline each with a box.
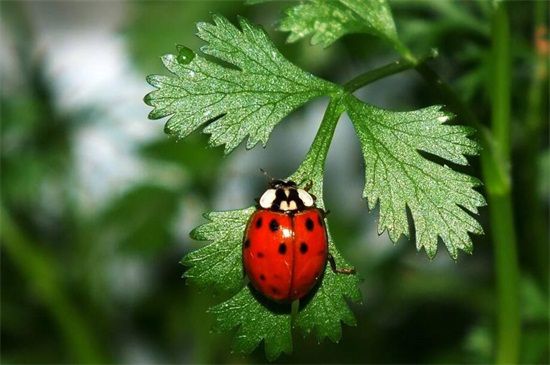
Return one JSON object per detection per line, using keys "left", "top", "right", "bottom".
{"left": 288, "top": 200, "right": 297, "bottom": 210}
{"left": 284, "top": 188, "right": 290, "bottom": 197}
{"left": 297, "top": 189, "right": 314, "bottom": 207}
{"left": 259, "top": 189, "right": 277, "bottom": 209}
{"left": 279, "top": 201, "right": 289, "bottom": 210}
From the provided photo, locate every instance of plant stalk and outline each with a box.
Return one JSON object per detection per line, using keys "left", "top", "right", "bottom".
{"left": 389, "top": 5, "right": 521, "bottom": 363}
{"left": 344, "top": 59, "right": 415, "bottom": 93}
{"left": 487, "top": 3, "right": 520, "bottom": 363}
{"left": 344, "top": 50, "right": 495, "bottom": 154}
{"left": 343, "top": 51, "right": 438, "bottom": 93}
{"left": 290, "top": 97, "right": 344, "bottom": 203}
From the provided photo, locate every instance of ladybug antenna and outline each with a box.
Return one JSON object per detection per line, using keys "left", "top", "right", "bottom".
{"left": 259, "top": 168, "right": 274, "bottom": 183}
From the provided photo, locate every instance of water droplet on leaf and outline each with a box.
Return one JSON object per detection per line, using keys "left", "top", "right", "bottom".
{"left": 176, "top": 45, "right": 195, "bottom": 65}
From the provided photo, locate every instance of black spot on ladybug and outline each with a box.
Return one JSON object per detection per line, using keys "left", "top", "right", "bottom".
{"left": 244, "top": 239, "right": 250, "bottom": 248}
{"left": 259, "top": 274, "right": 266, "bottom": 281}
{"left": 318, "top": 216, "right": 324, "bottom": 226}
{"left": 256, "top": 217, "right": 263, "bottom": 228}
{"left": 300, "top": 242, "right": 308, "bottom": 254}
{"left": 257, "top": 252, "right": 265, "bottom": 258}
{"left": 269, "top": 219, "right": 279, "bottom": 231}
{"left": 271, "top": 286, "right": 280, "bottom": 295}
{"left": 305, "top": 218, "right": 314, "bottom": 231}
{"left": 278, "top": 243, "right": 287, "bottom": 254}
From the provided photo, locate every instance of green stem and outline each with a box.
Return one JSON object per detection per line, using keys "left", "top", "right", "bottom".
{"left": 389, "top": 5, "right": 521, "bottom": 363}
{"left": 487, "top": 3, "right": 520, "bottom": 363}
{"left": 345, "top": 48, "right": 496, "bottom": 157}
{"left": 344, "top": 50, "right": 438, "bottom": 93}
{"left": 0, "top": 205, "right": 105, "bottom": 363}
{"left": 344, "top": 59, "right": 415, "bottom": 93}
{"left": 290, "top": 96, "right": 345, "bottom": 205}
{"left": 484, "top": 189, "right": 520, "bottom": 363}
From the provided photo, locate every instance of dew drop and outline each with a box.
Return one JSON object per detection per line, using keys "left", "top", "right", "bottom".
{"left": 176, "top": 44, "right": 195, "bottom": 65}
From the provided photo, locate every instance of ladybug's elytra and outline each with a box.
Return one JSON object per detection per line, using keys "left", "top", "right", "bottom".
{"left": 242, "top": 179, "right": 354, "bottom": 302}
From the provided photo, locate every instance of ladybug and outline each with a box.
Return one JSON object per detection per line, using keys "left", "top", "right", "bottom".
{"left": 242, "top": 179, "right": 354, "bottom": 302}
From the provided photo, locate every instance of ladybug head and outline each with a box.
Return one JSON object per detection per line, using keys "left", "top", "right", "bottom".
{"left": 268, "top": 179, "right": 297, "bottom": 189}
{"left": 259, "top": 179, "right": 314, "bottom": 212}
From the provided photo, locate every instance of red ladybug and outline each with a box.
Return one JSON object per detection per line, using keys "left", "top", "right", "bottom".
{"left": 242, "top": 179, "right": 354, "bottom": 302}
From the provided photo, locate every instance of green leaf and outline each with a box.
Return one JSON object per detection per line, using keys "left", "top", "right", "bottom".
{"left": 345, "top": 95, "right": 485, "bottom": 259}
{"left": 182, "top": 198, "right": 360, "bottom": 358}
{"left": 208, "top": 236, "right": 360, "bottom": 360}
{"left": 145, "top": 14, "right": 338, "bottom": 154}
{"left": 209, "top": 286, "right": 292, "bottom": 361}
{"left": 295, "top": 239, "right": 361, "bottom": 342}
{"left": 276, "top": 0, "right": 398, "bottom": 48}
{"left": 183, "top": 208, "right": 254, "bottom": 294}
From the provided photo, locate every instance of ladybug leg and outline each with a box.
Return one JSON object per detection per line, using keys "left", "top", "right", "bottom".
{"left": 303, "top": 180, "right": 313, "bottom": 191}
{"left": 328, "top": 253, "right": 356, "bottom": 275}
{"left": 319, "top": 209, "right": 330, "bottom": 218}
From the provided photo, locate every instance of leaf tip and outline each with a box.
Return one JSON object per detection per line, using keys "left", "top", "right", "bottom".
{"left": 211, "top": 12, "right": 226, "bottom": 26}
{"left": 143, "top": 91, "right": 154, "bottom": 107}
{"left": 145, "top": 74, "right": 158, "bottom": 88}
{"left": 160, "top": 53, "right": 176, "bottom": 68}
{"left": 148, "top": 108, "right": 167, "bottom": 121}
{"left": 423, "top": 244, "right": 439, "bottom": 260}
{"left": 236, "top": 14, "right": 253, "bottom": 30}
{"left": 189, "top": 226, "right": 202, "bottom": 241}
{"left": 195, "top": 21, "right": 209, "bottom": 34}
{"left": 163, "top": 120, "right": 178, "bottom": 136}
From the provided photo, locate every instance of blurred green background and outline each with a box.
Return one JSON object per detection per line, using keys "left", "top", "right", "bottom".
{"left": 1, "top": 1, "right": 548, "bottom": 363}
